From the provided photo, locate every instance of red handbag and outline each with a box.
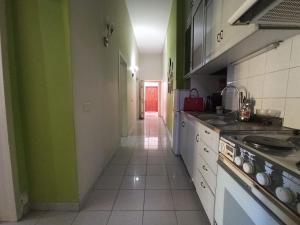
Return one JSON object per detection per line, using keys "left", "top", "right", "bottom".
{"left": 184, "top": 88, "right": 204, "bottom": 112}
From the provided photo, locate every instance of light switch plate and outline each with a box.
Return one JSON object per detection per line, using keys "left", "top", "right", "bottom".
{"left": 83, "top": 102, "right": 91, "bottom": 112}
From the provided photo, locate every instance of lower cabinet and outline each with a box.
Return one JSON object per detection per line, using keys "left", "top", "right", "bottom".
{"left": 194, "top": 168, "right": 215, "bottom": 225}
{"left": 179, "top": 112, "right": 220, "bottom": 225}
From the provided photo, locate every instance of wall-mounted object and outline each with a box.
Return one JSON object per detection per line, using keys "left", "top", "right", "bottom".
{"left": 168, "top": 58, "right": 174, "bottom": 93}
{"left": 103, "top": 23, "right": 115, "bottom": 47}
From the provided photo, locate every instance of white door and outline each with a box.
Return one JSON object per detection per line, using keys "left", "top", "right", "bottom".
{"left": 119, "top": 55, "right": 128, "bottom": 137}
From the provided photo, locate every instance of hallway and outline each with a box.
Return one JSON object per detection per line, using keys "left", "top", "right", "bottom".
{"left": 2, "top": 115, "right": 209, "bottom": 225}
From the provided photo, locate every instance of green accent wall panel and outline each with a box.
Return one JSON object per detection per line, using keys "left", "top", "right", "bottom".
{"left": 7, "top": 0, "right": 79, "bottom": 203}
{"left": 165, "top": 0, "right": 185, "bottom": 134}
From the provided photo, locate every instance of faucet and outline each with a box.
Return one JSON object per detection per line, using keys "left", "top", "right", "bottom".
{"left": 221, "top": 84, "right": 247, "bottom": 120}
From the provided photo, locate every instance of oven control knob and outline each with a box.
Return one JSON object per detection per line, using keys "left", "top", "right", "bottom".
{"left": 275, "top": 187, "right": 294, "bottom": 203}
{"left": 234, "top": 156, "right": 244, "bottom": 166}
{"left": 256, "top": 173, "right": 271, "bottom": 186}
{"left": 243, "top": 162, "right": 254, "bottom": 174}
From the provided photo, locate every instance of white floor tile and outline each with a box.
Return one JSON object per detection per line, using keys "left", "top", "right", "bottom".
{"left": 113, "top": 190, "right": 144, "bottom": 210}
{"left": 147, "top": 165, "right": 167, "bottom": 176}
{"left": 146, "top": 176, "right": 170, "bottom": 189}
{"left": 144, "top": 190, "right": 174, "bottom": 210}
{"left": 176, "top": 211, "right": 210, "bottom": 225}
{"left": 72, "top": 211, "right": 109, "bottom": 225}
{"left": 107, "top": 211, "right": 143, "bottom": 225}
{"left": 125, "top": 165, "right": 147, "bottom": 176}
{"left": 121, "top": 176, "right": 145, "bottom": 189}
{"left": 84, "top": 190, "right": 117, "bottom": 210}
{"left": 95, "top": 176, "right": 123, "bottom": 190}
{"left": 102, "top": 165, "right": 127, "bottom": 176}
{"left": 36, "top": 212, "right": 77, "bottom": 225}
{"left": 172, "top": 190, "right": 202, "bottom": 210}
{"left": 143, "top": 211, "right": 177, "bottom": 225}
{"left": 1, "top": 211, "right": 45, "bottom": 225}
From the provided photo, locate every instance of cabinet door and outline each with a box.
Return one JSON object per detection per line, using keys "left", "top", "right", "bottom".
{"left": 205, "top": 0, "right": 223, "bottom": 61}
{"left": 192, "top": 0, "right": 205, "bottom": 69}
{"left": 219, "top": 0, "right": 257, "bottom": 54}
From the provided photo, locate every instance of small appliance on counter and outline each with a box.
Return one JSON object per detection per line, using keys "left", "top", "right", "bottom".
{"left": 205, "top": 93, "right": 222, "bottom": 112}
{"left": 216, "top": 130, "right": 300, "bottom": 225}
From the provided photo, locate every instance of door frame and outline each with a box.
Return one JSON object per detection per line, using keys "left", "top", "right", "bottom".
{"left": 143, "top": 81, "right": 161, "bottom": 116}
{"left": 118, "top": 52, "right": 129, "bottom": 138}
{"left": 0, "top": 0, "right": 20, "bottom": 221}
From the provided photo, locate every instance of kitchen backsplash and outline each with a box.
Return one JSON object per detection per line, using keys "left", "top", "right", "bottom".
{"left": 225, "top": 34, "right": 300, "bottom": 130}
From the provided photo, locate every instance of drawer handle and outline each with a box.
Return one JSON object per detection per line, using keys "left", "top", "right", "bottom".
{"left": 204, "top": 130, "right": 210, "bottom": 135}
{"left": 202, "top": 165, "right": 208, "bottom": 171}
{"left": 203, "top": 147, "right": 209, "bottom": 153}
{"left": 220, "top": 30, "right": 224, "bottom": 40}
{"left": 181, "top": 121, "right": 185, "bottom": 127}
{"left": 200, "top": 181, "right": 206, "bottom": 189}
{"left": 196, "top": 134, "right": 200, "bottom": 142}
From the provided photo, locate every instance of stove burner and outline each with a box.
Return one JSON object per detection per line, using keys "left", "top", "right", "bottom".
{"left": 243, "top": 136, "right": 296, "bottom": 153}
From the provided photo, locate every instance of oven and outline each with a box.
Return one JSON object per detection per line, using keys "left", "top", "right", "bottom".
{"left": 215, "top": 138, "right": 300, "bottom": 225}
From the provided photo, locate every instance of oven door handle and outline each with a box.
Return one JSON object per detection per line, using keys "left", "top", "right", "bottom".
{"left": 219, "top": 154, "right": 300, "bottom": 225}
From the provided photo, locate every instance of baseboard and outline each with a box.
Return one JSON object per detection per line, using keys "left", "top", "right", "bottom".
{"left": 31, "top": 202, "right": 80, "bottom": 211}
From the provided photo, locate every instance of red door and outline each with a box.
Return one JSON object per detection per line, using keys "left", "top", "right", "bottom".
{"left": 145, "top": 87, "right": 158, "bottom": 112}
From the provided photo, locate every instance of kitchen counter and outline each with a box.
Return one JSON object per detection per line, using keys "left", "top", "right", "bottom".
{"left": 183, "top": 111, "right": 292, "bottom": 134}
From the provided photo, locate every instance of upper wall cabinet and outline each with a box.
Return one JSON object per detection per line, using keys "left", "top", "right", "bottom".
{"left": 192, "top": 0, "right": 205, "bottom": 70}
{"left": 184, "top": 0, "right": 300, "bottom": 77}
{"left": 205, "top": 0, "right": 222, "bottom": 62}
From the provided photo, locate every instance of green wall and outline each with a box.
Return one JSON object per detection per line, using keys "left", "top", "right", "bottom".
{"left": 165, "top": 0, "right": 185, "bottom": 133}
{"left": 6, "top": 0, "right": 78, "bottom": 203}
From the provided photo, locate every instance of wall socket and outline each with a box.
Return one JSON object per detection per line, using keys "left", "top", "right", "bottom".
{"left": 83, "top": 102, "right": 91, "bottom": 112}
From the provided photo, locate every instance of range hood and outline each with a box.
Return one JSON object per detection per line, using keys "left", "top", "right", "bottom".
{"left": 228, "top": 0, "right": 300, "bottom": 28}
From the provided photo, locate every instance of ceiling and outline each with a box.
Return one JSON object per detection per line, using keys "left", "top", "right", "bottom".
{"left": 125, "top": 0, "right": 173, "bottom": 54}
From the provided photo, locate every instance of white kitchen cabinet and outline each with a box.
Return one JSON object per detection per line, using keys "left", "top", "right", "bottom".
{"left": 197, "top": 154, "right": 217, "bottom": 192}
{"left": 198, "top": 141, "right": 218, "bottom": 174}
{"left": 205, "top": 0, "right": 223, "bottom": 61}
{"left": 192, "top": 0, "right": 205, "bottom": 69}
{"left": 194, "top": 167, "right": 215, "bottom": 225}
{"left": 215, "top": 0, "right": 257, "bottom": 58}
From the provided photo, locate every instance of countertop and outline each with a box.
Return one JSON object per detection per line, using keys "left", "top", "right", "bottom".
{"left": 182, "top": 111, "right": 293, "bottom": 134}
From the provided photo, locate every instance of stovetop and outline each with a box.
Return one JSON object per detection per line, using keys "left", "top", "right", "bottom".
{"left": 223, "top": 131, "right": 300, "bottom": 176}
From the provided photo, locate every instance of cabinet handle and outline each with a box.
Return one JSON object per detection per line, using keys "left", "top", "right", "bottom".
{"left": 190, "top": 0, "right": 194, "bottom": 8}
{"left": 217, "top": 33, "right": 221, "bottom": 43}
{"left": 220, "top": 30, "right": 224, "bottom": 40}
{"left": 204, "top": 130, "right": 210, "bottom": 135}
{"left": 203, "top": 147, "right": 209, "bottom": 153}
{"left": 202, "top": 165, "right": 208, "bottom": 171}
{"left": 196, "top": 134, "right": 200, "bottom": 142}
{"left": 200, "top": 181, "right": 206, "bottom": 189}
{"left": 181, "top": 121, "right": 185, "bottom": 127}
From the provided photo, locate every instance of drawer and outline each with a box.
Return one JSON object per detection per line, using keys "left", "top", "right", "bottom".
{"left": 196, "top": 154, "right": 217, "bottom": 193}
{"left": 194, "top": 169, "right": 215, "bottom": 225}
{"left": 199, "top": 126, "right": 219, "bottom": 152}
{"left": 197, "top": 141, "right": 218, "bottom": 174}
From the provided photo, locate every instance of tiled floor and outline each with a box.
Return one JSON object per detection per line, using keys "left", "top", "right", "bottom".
{"left": 1, "top": 115, "right": 210, "bottom": 225}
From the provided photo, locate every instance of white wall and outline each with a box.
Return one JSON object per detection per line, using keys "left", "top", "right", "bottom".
{"left": 140, "top": 53, "right": 163, "bottom": 81}
{"left": 226, "top": 34, "right": 300, "bottom": 129}
{"left": 69, "top": 0, "right": 139, "bottom": 202}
